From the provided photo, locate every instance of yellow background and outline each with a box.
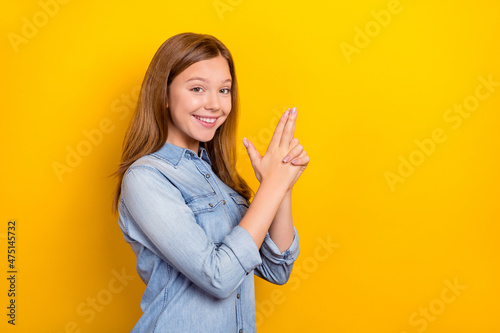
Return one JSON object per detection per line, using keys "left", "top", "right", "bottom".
{"left": 1, "top": 0, "right": 499, "bottom": 332}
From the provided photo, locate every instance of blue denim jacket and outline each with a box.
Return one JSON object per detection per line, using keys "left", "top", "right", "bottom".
{"left": 118, "top": 142, "right": 300, "bottom": 333}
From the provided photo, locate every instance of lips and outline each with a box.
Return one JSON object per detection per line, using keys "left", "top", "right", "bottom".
{"left": 193, "top": 115, "right": 218, "bottom": 128}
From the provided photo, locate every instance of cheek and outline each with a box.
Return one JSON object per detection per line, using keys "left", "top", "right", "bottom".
{"left": 219, "top": 103, "right": 233, "bottom": 125}
{"left": 170, "top": 91, "right": 203, "bottom": 113}
{"left": 222, "top": 98, "right": 232, "bottom": 114}
{"left": 186, "top": 95, "right": 204, "bottom": 110}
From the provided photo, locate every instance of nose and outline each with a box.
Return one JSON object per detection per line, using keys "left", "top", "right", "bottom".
{"left": 204, "top": 90, "right": 220, "bottom": 112}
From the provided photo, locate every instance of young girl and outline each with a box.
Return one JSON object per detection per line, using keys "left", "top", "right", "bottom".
{"left": 113, "top": 32, "right": 309, "bottom": 332}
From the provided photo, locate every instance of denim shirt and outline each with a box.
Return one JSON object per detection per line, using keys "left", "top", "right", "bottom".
{"left": 118, "top": 142, "right": 300, "bottom": 333}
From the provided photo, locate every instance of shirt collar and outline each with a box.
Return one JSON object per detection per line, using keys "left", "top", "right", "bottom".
{"left": 198, "top": 145, "right": 212, "bottom": 165}
{"left": 152, "top": 141, "right": 212, "bottom": 166}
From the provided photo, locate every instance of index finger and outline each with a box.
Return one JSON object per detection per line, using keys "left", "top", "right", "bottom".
{"left": 268, "top": 108, "right": 290, "bottom": 149}
{"left": 280, "top": 107, "right": 297, "bottom": 147}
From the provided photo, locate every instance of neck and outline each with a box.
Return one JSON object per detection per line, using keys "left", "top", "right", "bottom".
{"left": 165, "top": 137, "right": 199, "bottom": 155}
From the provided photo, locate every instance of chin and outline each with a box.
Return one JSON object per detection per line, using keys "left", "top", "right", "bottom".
{"left": 195, "top": 134, "right": 217, "bottom": 143}
{"left": 193, "top": 127, "right": 221, "bottom": 144}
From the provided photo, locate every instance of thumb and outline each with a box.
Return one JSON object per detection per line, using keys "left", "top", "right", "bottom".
{"left": 243, "top": 137, "right": 261, "bottom": 165}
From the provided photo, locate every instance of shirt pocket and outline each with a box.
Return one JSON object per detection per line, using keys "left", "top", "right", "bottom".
{"left": 228, "top": 192, "right": 249, "bottom": 221}
{"left": 185, "top": 193, "right": 230, "bottom": 243}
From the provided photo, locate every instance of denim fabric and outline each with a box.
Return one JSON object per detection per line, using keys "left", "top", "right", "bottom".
{"left": 118, "top": 142, "right": 300, "bottom": 333}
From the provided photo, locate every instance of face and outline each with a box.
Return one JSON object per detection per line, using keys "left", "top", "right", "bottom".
{"left": 166, "top": 55, "right": 232, "bottom": 152}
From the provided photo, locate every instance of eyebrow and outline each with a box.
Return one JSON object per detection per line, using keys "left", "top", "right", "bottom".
{"left": 185, "top": 77, "right": 232, "bottom": 84}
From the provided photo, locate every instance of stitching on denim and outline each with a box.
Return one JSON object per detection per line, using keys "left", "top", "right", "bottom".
{"left": 126, "top": 165, "right": 167, "bottom": 177}
{"left": 150, "top": 152, "right": 178, "bottom": 167}
{"left": 118, "top": 198, "right": 130, "bottom": 234}
{"left": 152, "top": 264, "right": 172, "bottom": 332}
{"left": 184, "top": 191, "right": 218, "bottom": 204}
{"left": 126, "top": 166, "right": 180, "bottom": 194}
{"left": 186, "top": 197, "right": 223, "bottom": 214}
{"left": 192, "top": 159, "right": 219, "bottom": 193}
{"left": 229, "top": 192, "right": 249, "bottom": 207}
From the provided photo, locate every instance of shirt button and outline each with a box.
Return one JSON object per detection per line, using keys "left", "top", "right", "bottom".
{"left": 222, "top": 200, "right": 226, "bottom": 205}
{"left": 190, "top": 152, "right": 194, "bottom": 157}
{"left": 239, "top": 330, "right": 243, "bottom": 333}
{"left": 236, "top": 294, "right": 240, "bottom": 299}
{"left": 208, "top": 203, "right": 213, "bottom": 207}
{"left": 205, "top": 174, "right": 210, "bottom": 178}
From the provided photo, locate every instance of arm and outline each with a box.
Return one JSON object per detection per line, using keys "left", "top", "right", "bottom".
{"left": 268, "top": 191, "right": 294, "bottom": 252}
{"left": 120, "top": 166, "right": 262, "bottom": 299}
{"left": 269, "top": 112, "right": 310, "bottom": 251}
{"left": 240, "top": 107, "right": 309, "bottom": 250}
{"left": 241, "top": 107, "right": 309, "bottom": 284}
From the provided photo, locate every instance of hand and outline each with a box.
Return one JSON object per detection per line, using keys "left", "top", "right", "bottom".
{"left": 282, "top": 140, "right": 309, "bottom": 193}
{"left": 243, "top": 107, "right": 309, "bottom": 192}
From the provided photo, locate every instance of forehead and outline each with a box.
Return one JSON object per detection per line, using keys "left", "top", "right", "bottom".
{"left": 177, "top": 55, "right": 231, "bottom": 82}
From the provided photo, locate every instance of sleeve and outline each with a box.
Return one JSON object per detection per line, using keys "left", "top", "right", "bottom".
{"left": 120, "top": 166, "right": 262, "bottom": 299}
{"left": 254, "top": 227, "right": 300, "bottom": 285}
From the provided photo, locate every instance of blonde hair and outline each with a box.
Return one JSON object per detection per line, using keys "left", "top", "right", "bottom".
{"left": 112, "top": 32, "right": 252, "bottom": 212}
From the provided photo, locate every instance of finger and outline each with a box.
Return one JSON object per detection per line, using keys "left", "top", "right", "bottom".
{"left": 280, "top": 107, "right": 297, "bottom": 147}
{"left": 243, "top": 137, "right": 262, "bottom": 165}
{"left": 268, "top": 108, "right": 290, "bottom": 149}
{"left": 291, "top": 151, "right": 309, "bottom": 166}
{"left": 290, "top": 108, "right": 297, "bottom": 141}
{"left": 282, "top": 140, "right": 303, "bottom": 163}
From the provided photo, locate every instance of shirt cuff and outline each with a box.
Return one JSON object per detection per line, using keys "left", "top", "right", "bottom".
{"left": 224, "top": 226, "right": 262, "bottom": 274}
{"left": 260, "top": 226, "right": 300, "bottom": 265}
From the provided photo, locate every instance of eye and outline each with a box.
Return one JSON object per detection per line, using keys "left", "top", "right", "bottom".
{"left": 219, "top": 88, "right": 231, "bottom": 94}
{"left": 191, "top": 87, "right": 203, "bottom": 93}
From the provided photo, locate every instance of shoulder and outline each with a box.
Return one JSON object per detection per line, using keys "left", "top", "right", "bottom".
{"left": 120, "top": 156, "right": 185, "bottom": 208}
{"left": 129, "top": 153, "right": 166, "bottom": 171}
{"left": 121, "top": 154, "right": 179, "bottom": 195}
{"left": 125, "top": 153, "right": 176, "bottom": 179}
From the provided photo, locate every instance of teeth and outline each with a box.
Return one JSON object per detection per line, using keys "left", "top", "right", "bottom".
{"left": 195, "top": 116, "right": 216, "bottom": 123}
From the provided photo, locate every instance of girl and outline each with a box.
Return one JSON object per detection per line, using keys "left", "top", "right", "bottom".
{"left": 113, "top": 32, "right": 309, "bottom": 332}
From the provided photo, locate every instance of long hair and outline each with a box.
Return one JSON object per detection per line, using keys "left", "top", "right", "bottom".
{"left": 112, "top": 32, "right": 252, "bottom": 212}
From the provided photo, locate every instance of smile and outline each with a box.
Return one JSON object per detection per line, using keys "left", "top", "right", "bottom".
{"left": 193, "top": 115, "right": 219, "bottom": 128}
{"left": 194, "top": 115, "right": 217, "bottom": 123}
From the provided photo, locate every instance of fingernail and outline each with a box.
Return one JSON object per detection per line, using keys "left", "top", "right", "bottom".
{"left": 291, "top": 159, "right": 299, "bottom": 164}
{"left": 243, "top": 137, "right": 248, "bottom": 148}
{"left": 284, "top": 109, "right": 290, "bottom": 117}
{"left": 283, "top": 156, "right": 291, "bottom": 163}
{"left": 291, "top": 107, "right": 297, "bottom": 115}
